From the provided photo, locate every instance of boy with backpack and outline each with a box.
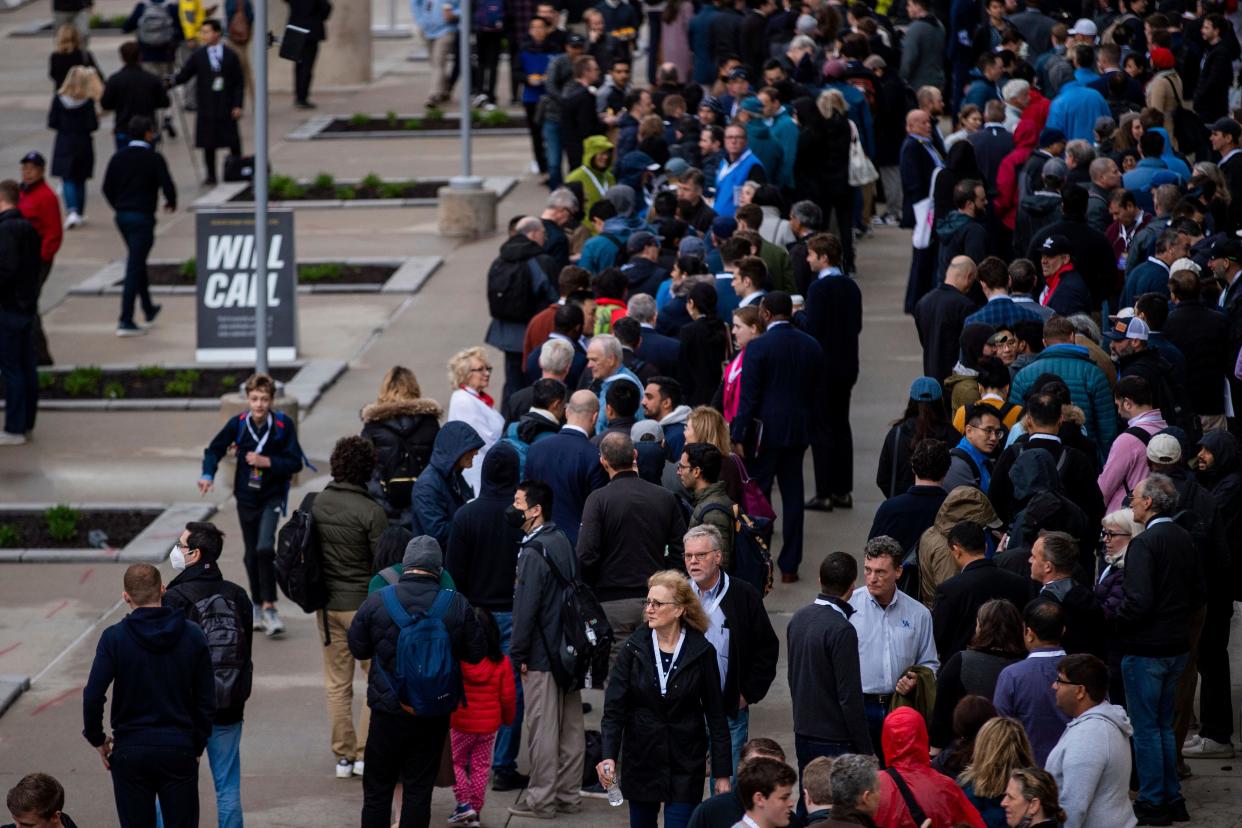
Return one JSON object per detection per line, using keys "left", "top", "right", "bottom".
{"left": 163, "top": 521, "right": 253, "bottom": 828}
{"left": 199, "top": 372, "right": 304, "bottom": 637}
{"left": 347, "top": 535, "right": 486, "bottom": 828}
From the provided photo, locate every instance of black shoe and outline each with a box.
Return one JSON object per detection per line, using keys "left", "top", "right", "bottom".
{"left": 295, "top": 99, "right": 317, "bottom": 109}
{"left": 828, "top": 493, "right": 854, "bottom": 509}
{"left": 491, "top": 768, "right": 530, "bottom": 791}
{"left": 1134, "top": 801, "right": 1172, "bottom": 826}
{"left": 144, "top": 304, "right": 162, "bottom": 325}
{"left": 804, "top": 496, "right": 834, "bottom": 512}
{"left": 163, "top": 116, "right": 176, "bottom": 138}
{"left": 581, "top": 701, "right": 593, "bottom": 713}
{"left": 1168, "top": 800, "right": 1189, "bottom": 823}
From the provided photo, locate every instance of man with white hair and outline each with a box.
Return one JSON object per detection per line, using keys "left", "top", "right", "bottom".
{"left": 485, "top": 216, "right": 560, "bottom": 402}
{"left": 1002, "top": 79, "right": 1030, "bottom": 131}
{"left": 584, "top": 334, "right": 644, "bottom": 434}
{"left": 503, "top": 337, "right": 574, "bottom": 425}
{"left": 540, "top": 188, "right": 579, "bottom": 269}
{"left": 626, "top": 293, "right": 680, "bottom": 375}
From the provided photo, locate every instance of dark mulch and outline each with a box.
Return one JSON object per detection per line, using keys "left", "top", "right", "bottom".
{"left": 324, "top": 115, "right": 527, "bottom": 133}
{"left": 16, "top": 366, "right": 298, "bottom": 400}
{"left": 0, "top": 509, "right": 162, "bottom": 549}
{"left": 139, "top": 263, "right": 397, "bottom": 286}
{"left": 229, "top": 182, "right": 446, "bottom": 201}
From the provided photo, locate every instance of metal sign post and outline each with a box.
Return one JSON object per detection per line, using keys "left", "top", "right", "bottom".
{"left": 451, "top": 0, "right": 481, "bottom": 191}
{"left": 253, "top": 0, "right": 269, "bottom": 374}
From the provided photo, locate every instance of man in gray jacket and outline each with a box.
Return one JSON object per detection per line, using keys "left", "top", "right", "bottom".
{"left": 1046, "top": 654, "right": 1137, "bottom": 828}
{"left": 507, "top": 479, "right": 585, "bottom": 819}
{"left": 899, "top": 0, "right": 945, "bottom": 92}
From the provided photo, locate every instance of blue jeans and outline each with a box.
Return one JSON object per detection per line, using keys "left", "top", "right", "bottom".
{"left": 61, "top": 178, "right": 86, "bottom": 214}
{"left": 794, "top": 734, "right": 853, "bottom": 818}
{"left": 864, "top": 700, "right": 889, "bottom": 764}
{"left": 727, "top": 707, "right": 749, "bottom": 780}
{"left": 115, "top": 210, "right": 157, "bottom": 326}
{"left": 543, "top": 119, "right": 563, "bottom": 189}
{"left": 1123, "top": 653, "right": 1188, "bottom": 807}
{"left": 155, "top": 723, "right": 244, "bottom": 828}
{"left": 628, "top": 799, "right": 696, "bottom": 828}
{"left": 0, "top": 309, "right": 37, "bottom": 435}
{"left": 491, "top": 611, "right": 525, "bottom": 772}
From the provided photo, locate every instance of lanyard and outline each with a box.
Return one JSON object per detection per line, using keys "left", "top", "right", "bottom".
{"left": 718, "top": 149, "right": 753, "bottom": 182}
{"left": 246, "top": 413, "right": 273, "bottom": 455}
{"left": 1119, "top": 211, "right": 1144, "bottom": 247}
{"left": 208, "top": 46, "right": 222, "bottom": 72}
{"left": 814, "top": 596, "right": 848, "bottom": 620}
{"left": 581, "top": 166, "right": 608, "bottom": 197}
{"left": 698, "top": 573, "right": 730, "bottom": 617}
{"left": 652, "top": 628, "right": 686, "bottom": 696}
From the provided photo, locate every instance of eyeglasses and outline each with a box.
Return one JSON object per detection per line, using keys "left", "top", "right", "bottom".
{"left": 1100, "top": 530, "right": 1131, "bottom": 539}
{"left": 968, "top": 425, "right": 1006, "bottom": 437}
{"left": 469, "top": 365, "right": 493, "bottom": 374}
{"left": 683, "top": 551, "right": 713, "bottom": 562}
{"left": 643, "top": 598, "right": 677, "bottom": 609}
{"left": 989, "top": 335, "right": 1014, "bottom": 346}
{"left": 1052, "top": 677, "right": 1083, "bottom": 687}
{"left": 675, "top": 462, "right": 693, "bottom": 472}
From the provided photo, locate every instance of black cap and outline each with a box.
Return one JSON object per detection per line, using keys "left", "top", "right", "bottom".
{"left": 1211, "top": 117, "right": 1241, "bottom": 139}
{"left": 1039, "top": 234, "right": 1072, "bottom": 256}
{"left": 20, "top": 151, "right": 45, "bottom": 167}
{"left": 1209, "top": 236, "right": 1242, "bottom": 262}
{"left": 566, "top": 32, "right": 585, "bottom": 47}
{"left": 727, "top": 67, "right": 750, "bottom": 81}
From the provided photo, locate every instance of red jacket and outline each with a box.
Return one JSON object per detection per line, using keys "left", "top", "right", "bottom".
{"left": 450, "top": 655, "right": 517, "bottom": 734}
{"left": 875, "top": 708, "right": 986, "bottom": 828}
{"left": 522, "top": 302, "right": 561, "bottom": 362}
{"left": 18, "top": 179, "right": 62, "bottom": 264}
{"left": 994, "top": 121, "right": 1039, "bottom": 231}
{"left": 1019, "top": 89, "right": 1051, "bottom": 133}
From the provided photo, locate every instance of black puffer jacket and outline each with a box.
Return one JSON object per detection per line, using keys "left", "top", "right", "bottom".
{"left": 346, "top": 571, "right": 487, "bottom": 716}
{"left": 361, "top": 397, "right": 442, "bottom": 518}
{"left": 0, "top": 208, "right": 42, "bottom": 316}
{"left": 601, "top": 626, "right": 732, "bottom": 803}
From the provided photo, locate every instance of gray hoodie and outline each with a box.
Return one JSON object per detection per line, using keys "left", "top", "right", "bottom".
{"left": 1045, "top": 701, "right": 1137, "bottom": 828}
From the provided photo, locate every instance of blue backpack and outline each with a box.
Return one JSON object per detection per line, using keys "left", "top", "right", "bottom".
{"left": 500, "top": 421, "right": 556, "bottom": 477}
{"left": 376, "top": 586, "right": 462, "bottom": 717}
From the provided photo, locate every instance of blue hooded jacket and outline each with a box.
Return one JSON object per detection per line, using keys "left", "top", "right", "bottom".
{"left": 1045, "top": 68, "right": 1110, "bottom": 141}
{"left": 410, "top": 420, "right": 485, "bottom": 548}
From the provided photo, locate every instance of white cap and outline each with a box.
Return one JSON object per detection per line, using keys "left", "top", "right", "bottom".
{"left": 1170, "top": 257, "right": 1201, "bottom": 274}
{"left": 1069, "top": 18, "right": 1098, "bottom": 36}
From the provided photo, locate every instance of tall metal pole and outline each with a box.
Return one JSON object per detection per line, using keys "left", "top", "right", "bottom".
{"left": 451, "top": 0, "right": 481, "bottom": 189}
{"left": 253, "top": 0, "right": 269, "bottom": 374}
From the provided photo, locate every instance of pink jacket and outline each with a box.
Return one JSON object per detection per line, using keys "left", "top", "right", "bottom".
{"left": 1098, "top": 411, "right": 1167, "bottom": 512}
{"left": 722, "top": 350, "right": 746, "bottom": 422}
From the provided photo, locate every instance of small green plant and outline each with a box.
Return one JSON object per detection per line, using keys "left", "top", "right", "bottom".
{"left": 336, "top": 184, "right": 356, "bottom": 200}
{"left": 62, "top": 366, "right": 102, "bottom": 398}
{"left": 378, "top": 182, "right": 406, "bottom": 199}
{"left": 179, "top": 257, "right": 196, "bottom": 279}
{"left": 360, "top": 172, "right": 383, "bottom": 191}
{"left": 220, "top": 374, "right": 238, "bottom": 389}
{"left": 312, "top": 172, "right": 335, "bottom": 190}
{"left": 402, "top": 117, "right": 422, "bottom": 130}
{"left": 137, "top": 364, "right": 166, "bottom": 379}
{"left": 424, "top": 104, "right": 444, "bottom": 121}
{"left": 103, "top": 381, "right": 125, "bottom": 400}
{"left": 164, "top": 369, "right": 200, "bottom": 396}
{"left": 37, "top": 371, "right": 56, "bottom": 391}
{"left": 0, "top": 524, "right": 19, "bottom": 548}
{"left": 299, "top": 263, "right": 344, "bottom": 282}
{"left": 479, "top": 109, "right": 511, "bottom": 127}
{"left": 385, "top": 110, "right": 398, "bottom": 124}
{"left": 44, "top": 505, "right": 79, "bottom": 542}
{"left": 349, "top": 112, "right": 371, "bottom": 127}
{"left": 88, "top": 13, "right": 104, "bottom": 27}
{"left": 268, "top": 174, "right": 305, "bottom": 200}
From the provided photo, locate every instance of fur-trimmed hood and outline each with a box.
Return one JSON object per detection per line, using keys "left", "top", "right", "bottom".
{"left": 360, "top": 397, "right": 443, "bottom": 424}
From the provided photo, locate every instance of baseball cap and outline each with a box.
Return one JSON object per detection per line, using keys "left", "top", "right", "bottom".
{"left": 664, "top": 157, "right": 691, "bottom": 178}
{"left": 699, "top": 95, "right": 725, "bottom": 117}
{"left": 1104, "top": 316, "right": 1151, "bottom": 341}
{"left": 739, "top": 96, "right": 764, "bottom": 114}
{"left": 1150, "top": 47, "right": 1175, "bottom": 69}
{"left": 1211, "top": 116, "right": 1242, "bottom": 139}
{"left": 1146, "top": 433, "right": 1183, "bottom": 465}
{"left": 1039, "top": 235, "right": 1072, "bottom": 256}
{"left": 566, "top": 33, "right": 585, "bottom": 47}
{"left": 1041, "top": 158, "right": 1069, "bottom": 182}
{"left": 909, "top": 376, "right": 942, "bottom": 402}
{"left": 626, "top": 231, "right": 660, "bottom": 253}
{"left": 631, "top": 420, "right": 665, "bottom": 443}
{"left": 727, "top": 67, "right": 750, "bottom": 82}
{"left": 1038, "top": 128, "right": 1066, "bottom": 147}
{"left": 1209, "top": 236, "right": 1242, "bottom": 262}
{"left": 1170, "top": 257, "right": 1201, "bottom": 274}
{"left": 1068, "top": 18, "right": 1098, "bottom": 36}
{"left": 679, "top": 236, "right": 707, "bottom": 258}
{"left": 710, "top": 216, "right": 737, "bottom": 239}
{"left": 20, "top": 151, "right": 45, "bottom": 167}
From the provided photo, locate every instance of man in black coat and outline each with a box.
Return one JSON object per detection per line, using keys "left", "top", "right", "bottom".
{"left": 1165, "top": 269, "right": 1231, "bottom": 429}
{"left": 285, "top": 0, "right": 332, "bottom": 108}
{"left": 171, "top": 19, "right": 244, "bottom": 185}
{"left": 347, "top": 536, "right": 486, "bottom": 828}
{"left": 968, "top": 101, "right": 1014, "bottom": 200}
{"left": 900, "top": 108, "right": 945, "bottom": 313}
{"left": 683, "top": 524, "right": 779, "bottom": 772}
{"left": 737, "top": 0, "right": 775, "bottom": 79}
{"left": 731, "top": 291, "right": 825, "bottom": 581}
{"left": 0, "top": 179, "right": 43, "bottom": 446}
{"left": 1210, "top": 119, "right": 1242, "bottom": 234}
{"left": 162, "top": 521, "right": 254, "bottom": 827}
{"left": 560, "top": 56, "right": 604, "bottom": 171}
{"left": 797, "top": 233, "right": 862, "bottom": 512}
{"left": 526, "top": 390, "right": 609, "bottom": 547}
{"left": 869, "top": 437, "right": 950, "bottom": 556}
{"left": 1030, "top": 531, "right": 1104, "bottom": 657}
{"left": 485, "top": 217, "right": 560, "bottom": 403}
{"left": 1194, "top": 14, "right": 1233, "bottom": 124}
{"left": 100, "top": 41, "right": 171, "bottom": 150}
{"left": 931, "top": 521, "right": 1033, "bottom": 661}
{"left": 913, "top": 255, "right": 978, "bottom": 384}
{"left": 1026, "top": 185, "right": 1117, "bottom": 309}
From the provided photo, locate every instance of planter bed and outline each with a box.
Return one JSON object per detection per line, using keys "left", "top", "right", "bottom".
{"left": 0, "top": 360, "right": 346, "bottom": 412}
{"left": 192, "top": 177, "right": 517, "bottom": 210}
{"left": 147, "top": 261, "right": 396, "bottom": 287}
{"left": 290, "top": 112, "right": 529, "bottom": 140}
{"left": 0, "top": 502, "right": 216, "bottom": 563}
{"left": 9, "top": 17, "right": 124, "bottom": 36}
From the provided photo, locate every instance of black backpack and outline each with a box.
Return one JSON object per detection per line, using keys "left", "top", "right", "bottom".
{"left": 699, "top": 503, "right": 775, "bottom": 598}
{"left": 188, "top": 592, "right": 252, "bottom": 711}
{"left": 533, "top": 541, "right": 614, "bottom": 691}
{"left": 274, "top": 492, "right": 330, "bottom": 616}
{"left": 487, "top": 257, "right": 541, "bottom": 322}
{"left": 603, "top": 233, "right": 631, "bottom": 266}
{"left": 897, "top": 542, "right": 922, "bottom": 601}
{"left": 374, "top": 422, "right": 425, "bottom": 510}
{"left": 950, "top": 447, "right": 984, "bottom": 487}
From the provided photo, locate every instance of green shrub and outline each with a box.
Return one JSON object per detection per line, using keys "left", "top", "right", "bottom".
{"left": 164, "top": 369, "right": 200, "bottom": 396}
{"left": 479, "top": 109, "right": 512, "bottom": 127}
{"left": 349, "top": 112, "right": 370, "bottom": 127}
{"left": 0, "top": 524, "right": 19, "bottom": 548}
{"left": 378, "top": 182, "right": 406, "bottom": 199}
{"left": 220, "top": 374, "right": 237, "bottom": 389}
{"left": 300, "top": 263, "right": 344, "bottom": 282}
{"left": 103, "top": 381, "right": 125, "bottom": 400}
{"left": 402, "top": 118, "right": 422, "bottom": 130}
{"left": 44, "top": 505, "right": 79, "bottom": 542}
{"left": 336, "top": 185, "right": 356, "bottom": 200}
{"left": 268, "top": 174, "right": 305, "bottom": 200}
{"left": 37, "top": 371, "right": 56, "bottom": 391}
{"left": 360, "top": 172, "right": 383, "bottom": 190}
{"left": 62, "top": 366, "right": 102, "bottom": 397}
{"left": 312, "top": 172, "right": 335, "bottom": 190}
{"left": 386, "top": 110, "right": 398, "bottom": 124}
{"left": 425, "top": 104, "right": 444, "bottom": 121}
{"left": 179, "top": 257, "right": 196, "bottom": 279}
{"left": 137, "top": 364, "right": 166, "bottom": 379}
{"left": 88, "top": 13, "right": 104, "bottom": 27}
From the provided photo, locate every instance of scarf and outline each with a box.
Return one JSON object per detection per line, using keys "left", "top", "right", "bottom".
{"left": 461, "top": 385, "right": 495, "bottom": 409}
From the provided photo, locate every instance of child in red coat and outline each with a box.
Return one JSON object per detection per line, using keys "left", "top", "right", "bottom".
{"left": 449, "top": 608, "right": 516, "bottom": 826}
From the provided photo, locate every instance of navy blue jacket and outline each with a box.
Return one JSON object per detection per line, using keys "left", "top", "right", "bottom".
{"left": 868, "top": 484, "right": 947, "bottom": 555}
{"left": 899, "top": 135, "right": 941, "bottom": 228}
{"left": 82, "top": 607, "right": 215, "bottom": 752}
{"left": 1120, "top": 258, "right": 1171, "bottom": 308}
{"left": 1044, "top": 269, "right": 1093, "bottom": 317}
{"left": 202, "top": 410, "right": 304, "bottom": 507}
{"left": 409, "top": 421, "right": 485, "bottom": 548}
{"left": 730, "top": 321, "right": 824, "bottom": 449}
{"left": 445, "top": 442, "right": 523, "bottom": 612}
{"left": 635, "top": 324, "right": 681, "bottom": 376}
{"left": 525, "top": 334, "right": 588, "bottom": 388}
{"left": 967, "top": 124, "right": 1014, "bottom": 197}
{"left": 796, "top": 272, "right": 862, "bottom": 380}
{"left": 525, "top": 425, "right": 609, "bottom": 546}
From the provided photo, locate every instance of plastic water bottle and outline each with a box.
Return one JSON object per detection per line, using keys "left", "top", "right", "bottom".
{"left": 607, "top": 776, "right": 624, "bottom": 807}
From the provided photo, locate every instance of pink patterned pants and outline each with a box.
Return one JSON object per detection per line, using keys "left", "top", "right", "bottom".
{"left": 450, "top": 729, "right": 497, "bottom": 812}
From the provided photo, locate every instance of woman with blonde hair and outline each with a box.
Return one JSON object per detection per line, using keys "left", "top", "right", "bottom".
{"left": 597, "top": 570, "right": 732, "bottom": 828}
{"left": 360, "top": 366, "right": 442, "bottom": 521}
{"left": 1001, "top": 768, "right": 1067, "bottom": 827}
{"left": 49, "top": 64, "right": 101, "bottom": 228}
{"left": 446, "top": 347, "right": 504, "bottom": 494}
{"left": 685, "top": 405, "right": 743, "bottom": 501}
{"left": 959, "top": 717, "right": 1036, "bottom": 827}
{"left": 49, "top": 23, "right": 98, "bottom": 90}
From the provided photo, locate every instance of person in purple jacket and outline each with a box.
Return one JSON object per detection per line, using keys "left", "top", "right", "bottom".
{"left": 992, "top": 598, "right": 1071, "bottom": 765}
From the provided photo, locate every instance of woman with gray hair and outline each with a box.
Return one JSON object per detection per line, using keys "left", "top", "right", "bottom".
{"left": 826, "top": 753, "right": 883, "bottom": 825}
{"left": 1096, "top": 507, "right": 1143, "bottom": 706}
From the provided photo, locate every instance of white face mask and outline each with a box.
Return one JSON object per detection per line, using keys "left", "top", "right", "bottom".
{"left": 170, "top": 545, "right": 187, "bottom": 571}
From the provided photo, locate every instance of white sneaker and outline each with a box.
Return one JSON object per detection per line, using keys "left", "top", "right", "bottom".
{"left": 0, "top": 431, "right": 28, "bottom": 446}
{"left": 529, "top": 160, "right": 541, "bottom": 174}
{"left": 263, "top": 607, "right": 285, "bottom": 637}
{"left": 1183, "top": 733, "right": 1202, "bottom": 750}
{"left": 64, "top": 211, "right": 82, "bottom": 229}
{"left": 252, "top": 604, "right": 265, "bottom": 632}
{"left": 1184, "top": 737, "right": 1235, "bottom": 758}
{"left": 353, "top": 759, "right": 365, "bottom": 777}
{"left": 336, "top": 758, "right": 353, "bottom": 778}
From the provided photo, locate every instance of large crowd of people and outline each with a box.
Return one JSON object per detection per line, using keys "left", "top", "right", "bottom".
{"left": 4, "top": 0, "right": 1242, "bottom": 825}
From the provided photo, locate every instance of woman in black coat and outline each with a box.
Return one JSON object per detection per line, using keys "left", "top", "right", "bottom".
{"left": 677, "top": 280, "right": 732, "bottom": 408}
{"left": 875, "top": 381, "right": 954, "bottom": 499}
{"left": 48, "top": 23, "right": 100, "bottom": 90}
{"left": 48, "top": 64, "right": 99, "bottom": 225}
{"left": 359, "top": 366, "right": 442, "bottom": 523}
{"left": 598, "top": 570, "right": 732, "bottom": 828}
{"left": 794, "top": 91, "right": 854, "bottom": 273}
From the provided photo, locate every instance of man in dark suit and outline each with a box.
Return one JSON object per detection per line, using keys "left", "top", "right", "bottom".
{"left": 626, "top": 293, "right": 680, "bottom": 376}
{"left": 1031, "top": 530, "right": 1105, "bottom": 657}
{"left": 967, "top": 101, "right": 1014, "bottom": 201}
{"left": 1209, "top": 118, "right": 1242, "bottom": 234}
{"left": 797, "top": 233, "right": 862, "bottom": 512}
{"left": 524, "top": 302, "right": 587, "bottom": 389}
{"left": 900, "top": 107, "right": 945, "bottom": 313}
{"left": 171, "top": 19, "right": 244, "bottom": 185}
{"left": 1194, "top": 14, "right": 1233, "bottom": 124}
{"left": 525, "top": 389, "right": 608, "bottom": 547}
{"left": 913, "top": 255, "right": 979, "bottom": 384}
{"left": 1165, "top": 269, "right": 1231, "bottom": 431}
{"left": 931, "top": 521, "right": 1033, "bottom": 661}
{"left": 730, "top": 291, "right": 824, "bottom": 581}
{"left": 504, "top": 337, "right": 573, "bottom": 426}
{"left": 285, "top": 0, "right": 333, "bottom": 108}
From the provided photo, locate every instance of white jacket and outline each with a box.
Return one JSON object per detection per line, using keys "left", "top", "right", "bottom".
{"left": 447, "top": 387, "right": 504, "bottom": 496}
{"left": 1045, "top": 701, "right": 1137, "bottom": 828}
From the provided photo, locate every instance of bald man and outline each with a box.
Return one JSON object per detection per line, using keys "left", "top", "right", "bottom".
{"left": 525, "top": 389, "right": 609, "bottom": 547}
{"left": 913, "top": 255, "right": 981, "bottom": 382}
{"left": 900, "top": 107, "right": 947, "bottom": 313}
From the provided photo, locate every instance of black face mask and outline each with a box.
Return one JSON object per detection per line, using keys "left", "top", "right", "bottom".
{"left": 504, "top": 506, "right": 528, "bottom": 528}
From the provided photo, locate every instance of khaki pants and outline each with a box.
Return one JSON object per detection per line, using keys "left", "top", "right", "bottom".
{"left": 520, "top": 670, "right": 584, "bottom": 815}
{"left": 427, "top": 32, "right": 457, "bottom": 100}
{"left": 321, "top": 609, "right": 371, "bottom": 761}
{"left": 601, "top": 598, "right": 645, "bottom": 678}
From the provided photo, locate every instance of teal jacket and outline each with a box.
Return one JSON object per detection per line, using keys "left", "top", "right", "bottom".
{"left": 768, "top": 109, "right": 798, "bottom": 190}
{"left": 744, "top": 120, "right": 783, "bottom": 191}
{"left": 1009, "top": 344, "right": 1117, "bottom": 456}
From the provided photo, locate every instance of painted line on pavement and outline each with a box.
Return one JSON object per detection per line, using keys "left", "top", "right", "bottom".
{"left": 31, "top": 598, "right": 124, "bottom": 686}
{"left": 30, "top": 685, "right": 80, "bottom": 716}
{"left": 44, "top": 599, "right": 69, "bottom": 619}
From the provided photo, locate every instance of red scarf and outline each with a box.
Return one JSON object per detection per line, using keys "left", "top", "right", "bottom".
{"left": 1041, "top": 261, "right": 1074, "bottom": 306}
{"left": 462, "top": 385, "right": 495, "bottom": 409}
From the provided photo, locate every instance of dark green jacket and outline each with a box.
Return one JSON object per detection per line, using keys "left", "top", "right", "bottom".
{"left": 690, "top": 481, "right": 736, "bottom": 570}
{"left": 312, "top": 481, "right": 388, "bottom": 611}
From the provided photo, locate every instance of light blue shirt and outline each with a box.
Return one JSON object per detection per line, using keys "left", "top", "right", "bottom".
{"left": 848, "top": 586, "right": 939, "bottom": 694}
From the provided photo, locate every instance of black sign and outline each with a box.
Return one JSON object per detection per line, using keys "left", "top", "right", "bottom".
{"left": 195, "top": 210, "right": 298, "bottom": 362}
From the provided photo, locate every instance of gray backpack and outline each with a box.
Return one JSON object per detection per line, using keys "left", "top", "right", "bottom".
{"left": 138, "top": 2, "right": 176, "bottom": 48}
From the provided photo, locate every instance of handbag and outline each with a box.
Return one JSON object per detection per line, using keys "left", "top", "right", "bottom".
{"left": 730, "top": 454, "right": 776, "bottom": 521}
{"left": 911, "top": 167, "right": 941, "bottom": 250}
{"left": 847, "top": 121, "right": 879, "bottom": 187}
